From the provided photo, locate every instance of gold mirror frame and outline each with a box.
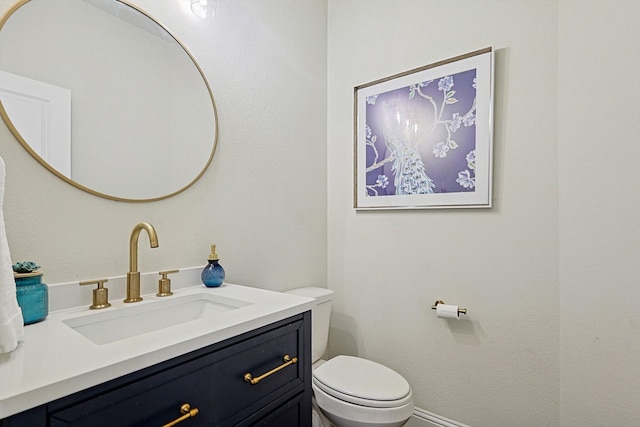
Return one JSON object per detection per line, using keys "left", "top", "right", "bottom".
{"left": 0, "top": 0, "right": 218, "bottom": 202}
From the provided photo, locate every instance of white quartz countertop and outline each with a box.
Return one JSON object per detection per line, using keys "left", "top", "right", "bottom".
{"left": 0, "top": 282, "right": 314, "bottom": 419}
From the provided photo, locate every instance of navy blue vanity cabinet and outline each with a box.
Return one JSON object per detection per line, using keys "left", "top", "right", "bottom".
{"left": 1, "top": 311, "right": 311, "bottom": 427}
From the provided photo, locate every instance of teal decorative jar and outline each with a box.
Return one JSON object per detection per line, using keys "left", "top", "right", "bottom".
{"left": 14, "top": 272, "right": 48, "bottom": 325}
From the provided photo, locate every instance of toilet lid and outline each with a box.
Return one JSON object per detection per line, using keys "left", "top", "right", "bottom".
{"left": 313, "top": 355, "right": 412, "bottom": 408}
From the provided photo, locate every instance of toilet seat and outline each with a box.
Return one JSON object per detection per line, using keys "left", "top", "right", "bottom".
{"left": 313, "top": 355, "right": 412, "bottom": 408}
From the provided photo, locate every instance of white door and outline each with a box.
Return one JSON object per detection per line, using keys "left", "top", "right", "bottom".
{"left": 0, "top": 70, "right": 71, "bottom": 178}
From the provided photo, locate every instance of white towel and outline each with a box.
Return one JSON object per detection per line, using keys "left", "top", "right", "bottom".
{"left": 0, "top": 156, "right": 24, "bottom": 353}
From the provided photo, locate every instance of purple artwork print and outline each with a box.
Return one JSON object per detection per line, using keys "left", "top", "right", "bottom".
{"left": 364, "top": 68, "right": 477, "bottom": 197}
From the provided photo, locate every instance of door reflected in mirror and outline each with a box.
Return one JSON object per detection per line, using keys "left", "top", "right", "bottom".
{"left": 0, "top": 0, "right": 217, "bottom": 201}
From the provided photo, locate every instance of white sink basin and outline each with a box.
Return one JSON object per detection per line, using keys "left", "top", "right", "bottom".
{"left": 63, "top": 293, "right": 252, "bottom": 345}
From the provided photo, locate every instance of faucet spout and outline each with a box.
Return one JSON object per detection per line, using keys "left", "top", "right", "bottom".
{"left": 125, "top": 222, "right": 159, "bottom": 303}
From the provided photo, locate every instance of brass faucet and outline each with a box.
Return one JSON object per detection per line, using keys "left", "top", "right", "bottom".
{"left": 125, "top": 222, "right": 159, "bottom": 303}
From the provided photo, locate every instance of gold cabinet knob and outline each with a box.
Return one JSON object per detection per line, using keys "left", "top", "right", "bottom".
{"left": 162, "top": 403, "right": 199, "bottom": 427}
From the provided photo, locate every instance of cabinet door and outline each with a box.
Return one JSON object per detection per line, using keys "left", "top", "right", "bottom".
{"left": 0, "top": 406, "right": 46, "bottom": 427}
{"left": 240, "top": 389, "right": 308, "bottom": 427}
{"left": 49, "top": 316, "right": 308, "bottom": 427}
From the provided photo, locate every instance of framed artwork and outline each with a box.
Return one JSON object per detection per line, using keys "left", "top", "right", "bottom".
{"left": 354, "top": 47, "right": 494, "bottom": 210}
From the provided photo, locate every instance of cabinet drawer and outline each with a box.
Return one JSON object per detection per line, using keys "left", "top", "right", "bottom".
{"left": 50, "top": 316, "right": 307, "bottom": 427}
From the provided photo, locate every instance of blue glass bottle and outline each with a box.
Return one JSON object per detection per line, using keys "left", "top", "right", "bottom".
{"left": 15, "top": 272, "right": 48, "bottom": 324}
{"left": 201, "top": 244, "right": 225, "bottom": 287}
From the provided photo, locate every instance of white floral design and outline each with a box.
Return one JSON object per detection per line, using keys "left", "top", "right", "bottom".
{"left": 433, "top": 141, "right": 449, "bottom": 158}
{"left": 376, "top": 175, "right": 389, "bottom": 189}
{"left": 456, "top": 170, "right": 475, "bottom": 189}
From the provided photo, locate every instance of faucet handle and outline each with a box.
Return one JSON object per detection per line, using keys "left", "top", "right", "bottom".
{"left": 79, "top": 278, "right": 111, "bottom": 309}
{"left": 157, "top": 269, "right": 179, "bottom": 297}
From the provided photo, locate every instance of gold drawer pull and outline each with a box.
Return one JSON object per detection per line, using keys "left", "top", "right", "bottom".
{"left": 244, "top": 354, "right": 298, "bottom": 385}
{"left": 162, "top": 403, "right": 199, "bottom": 427}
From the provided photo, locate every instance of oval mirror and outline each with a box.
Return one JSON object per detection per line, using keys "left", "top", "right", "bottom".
{"left": 0, "top": 0, "right": 217, "bottom": 202}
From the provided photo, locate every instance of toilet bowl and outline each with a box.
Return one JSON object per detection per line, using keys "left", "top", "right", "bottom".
{"left": 313, "top": 355, "right": 414, "bottom": 427}
{"left": 285, "top": 287, "right": 414, "bottom": 427}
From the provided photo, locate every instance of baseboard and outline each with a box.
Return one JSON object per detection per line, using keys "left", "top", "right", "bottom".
{"left": 405, "top": 407, "right": 471, "bottom": 427}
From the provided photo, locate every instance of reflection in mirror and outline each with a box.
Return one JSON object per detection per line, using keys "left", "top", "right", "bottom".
{"left": 0, "top": 0, "right": 217, "bottom": 201}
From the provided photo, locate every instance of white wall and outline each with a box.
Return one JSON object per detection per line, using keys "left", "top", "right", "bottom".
{"left": 328, "top": 1, "right": 640, "bottom": 426}
{"left": 327, "top": 1, "right": 559, "bottom": 425}
{"left": 0, "top": 0, "right": 327, "bottom": 291}
{"left": 558, "top": 1, "right": 640, "bottom": 425}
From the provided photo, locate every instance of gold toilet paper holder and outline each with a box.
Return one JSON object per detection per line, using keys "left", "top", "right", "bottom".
{"left": 431, "top": 300, "right": 467, "bottom": 315}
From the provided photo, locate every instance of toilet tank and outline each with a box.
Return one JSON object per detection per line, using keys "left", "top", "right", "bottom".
{"left": 284, "top": 287, "right": 333, "bottom": 363}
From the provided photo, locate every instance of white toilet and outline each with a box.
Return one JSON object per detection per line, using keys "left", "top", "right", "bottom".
{"left": 285, "top": 287, "right": 414, "bottom": 427}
